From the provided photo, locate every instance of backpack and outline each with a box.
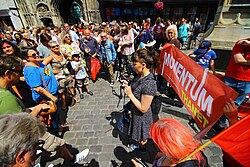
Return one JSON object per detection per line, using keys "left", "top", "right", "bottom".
{"left": 193, "top": 23, "right": 201, "bottom": 34}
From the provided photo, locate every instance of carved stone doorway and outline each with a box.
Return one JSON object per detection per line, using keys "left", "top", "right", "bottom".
{"left": 41, "top": 18, "right": 54, "bottom": 27}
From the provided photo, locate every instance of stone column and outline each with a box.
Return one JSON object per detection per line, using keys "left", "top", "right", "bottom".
{"left": 205, "top": 0, "right": 250, "bottom": 71}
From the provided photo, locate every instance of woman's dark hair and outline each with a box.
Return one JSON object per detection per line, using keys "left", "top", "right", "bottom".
{"left": 14, "top": 32, "right": 23, "bottom": 40}
{"left": 0, "top": 55, "right": 22, "bottom": 77}
{"left": 40, "top": 33, "right": 52, "bottom": 44}
{"left": 131, "top": 49, "right": 159, "bottom": 70}
{"left": 20, "top": 47, "right": 34, "bottom": 59}
{"left": 0, "top": 40, "right": 22, "bottom": 59}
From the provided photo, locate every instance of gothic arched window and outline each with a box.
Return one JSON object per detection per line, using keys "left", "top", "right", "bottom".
{"left": 37, "top": 3, "right": 49, "bottom": 13}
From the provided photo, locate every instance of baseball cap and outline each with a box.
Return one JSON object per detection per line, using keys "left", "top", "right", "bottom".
{"left": 195, "top": 40, "right": 212, "bottom": 54}
{"left": 71, "top": 50, "right": 79, "bottom": 56}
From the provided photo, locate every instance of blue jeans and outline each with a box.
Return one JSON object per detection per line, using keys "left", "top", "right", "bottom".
{"left": 224, "top": 75, "right": 250, "bottom": 106}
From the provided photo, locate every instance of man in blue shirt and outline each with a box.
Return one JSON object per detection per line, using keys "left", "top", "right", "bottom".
{"left": 187, "top": 40, "right": 217, "bottom": 74}
{"left": 99, "top": 32, "right": 117, "bottom": 86}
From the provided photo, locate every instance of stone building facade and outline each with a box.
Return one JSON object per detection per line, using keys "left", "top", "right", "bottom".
{"left": 0, "top": 0, "right": 101, "bottom": 30}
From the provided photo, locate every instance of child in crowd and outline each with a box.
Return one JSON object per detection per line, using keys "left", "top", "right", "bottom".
{"left": 71, "top": 51, "right": 93, "bottom": 99}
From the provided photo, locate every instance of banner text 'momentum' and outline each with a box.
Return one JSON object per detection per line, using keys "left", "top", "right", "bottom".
{"left": 162, "top": 52, "right": 214, "bottom": 118}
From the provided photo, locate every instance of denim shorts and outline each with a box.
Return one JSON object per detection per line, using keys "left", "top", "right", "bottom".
{"left": 224, "top": 75, "right": 250, "bottom": 106}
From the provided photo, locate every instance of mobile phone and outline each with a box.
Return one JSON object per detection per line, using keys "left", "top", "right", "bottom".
{"left": 133, "top": 157, "right": 148, "bottom": 167}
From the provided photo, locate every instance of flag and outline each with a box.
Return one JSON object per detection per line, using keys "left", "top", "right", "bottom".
{"left": 212, "top": 114, "right": 250, "bottom": 166}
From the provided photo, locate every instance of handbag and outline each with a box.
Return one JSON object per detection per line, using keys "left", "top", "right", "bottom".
{"left": 117, "top": 103, "right": 131, "bottom": 136}
{"left": 90, "top": 57, "right": 101, "bottom": 81}
{"left": 39, "top": 100, "right": 57, "bottom": 116}
{"left": 39, "top": 73, "right": 57, "bottom": 115}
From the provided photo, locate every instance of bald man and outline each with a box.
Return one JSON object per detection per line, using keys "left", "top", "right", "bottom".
{"left": 80, "top": 29, "right": 99, "bottom": 78}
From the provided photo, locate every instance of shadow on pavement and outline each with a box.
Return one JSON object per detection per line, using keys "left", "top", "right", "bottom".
{"left": 40, "top": 144, "right": 93, "bottom": 167}
{"left": 161, "top": 106, "right": 189, "bottom": 120}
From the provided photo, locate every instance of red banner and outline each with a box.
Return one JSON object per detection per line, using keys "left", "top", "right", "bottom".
{"left": 212, "top": 114, "right": 250, "bottom": 166}
{"left": 158, "top": 44, "right": 238, "bottom": 131}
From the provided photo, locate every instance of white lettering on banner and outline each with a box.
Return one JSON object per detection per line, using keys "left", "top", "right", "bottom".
{"left": 163, "top": 52, "right": 213, "bottom": 117}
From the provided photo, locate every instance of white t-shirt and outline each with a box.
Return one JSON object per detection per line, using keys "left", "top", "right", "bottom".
{"left": 71, "top": 60, "right": 87, "bottom": 79}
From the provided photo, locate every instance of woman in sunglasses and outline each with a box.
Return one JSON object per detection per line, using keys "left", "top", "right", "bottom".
{"left": 60, "top": 32, "right": 81, "bottom": 57}
{"left": 43, "top": 40, "right": 80, "bottom": 108}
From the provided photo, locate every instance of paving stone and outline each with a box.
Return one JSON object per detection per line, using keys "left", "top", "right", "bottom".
{"left": 99, "top": 153, "right": 113, "bottom": 161}
{"left": 76, "top": 138, "right": 88, "bottom": 145}
{"left": 75, "top": 131, "right": 85, "bottom": 138}
{"left": 82, "top": 124, "right": 93, "bottom": 131}
{"left": 63, "top": 132, "right": 76, "bottom": 140}
{"left": 84, "top": 131, "right": 95, "bottom": 137}
{"left": 210, "top": 156, "right": 222, "bottom": 164}
{"left": 88, "top": 101, "right": 97, "bottom": 106}
{"left": 90, "top": 145, "right": 103, "bottom": 152}
{"left": 103, "top": 144, "right": 116, "bottom": 152}
{"left": 93, "top": 125, "right": 102, "bottom": 131}
{"left": 71, "top": 125, "right": 82, "bottom": 131}
{"left": 88, "top": 137, "right": 98, "bottom": 145}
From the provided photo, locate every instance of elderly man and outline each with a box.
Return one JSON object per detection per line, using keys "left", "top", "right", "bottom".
{"left": 0, "top": 113, "right": 46, "bottom": 167}
{"left": 80, "top": 29, "right": 99, "bottom": 78}
{"left": 99, "top": 32, "right": 117, "bottom": 86}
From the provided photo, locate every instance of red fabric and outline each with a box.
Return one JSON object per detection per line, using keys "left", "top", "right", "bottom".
{"left": 212, "top": 114, "right": 250, "bottom": 166}
{"left": 154, "top": 2, "right": 164, "bottom": 10}
{"left": 90, "top": 57, "right": 101, "bottom": 81}
{"left": 225, "top": 39, "right": 250, "bottom": 81}
{"left": 157, "top": 43, "right": 238, "bottom": 132}
{"left": 153, "top": 24, "right": 165, "bottom": 38}
{"left": 78, "top": 29, "right": 84, "bottom": 35}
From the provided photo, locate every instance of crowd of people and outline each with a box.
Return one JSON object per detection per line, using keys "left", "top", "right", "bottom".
{"left": 0, "top": 16, "right": 249, "bottom": 167}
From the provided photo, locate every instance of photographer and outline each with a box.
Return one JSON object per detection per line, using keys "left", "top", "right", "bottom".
{"left": 121, "top": 49, "right": 158, "bottom": 149}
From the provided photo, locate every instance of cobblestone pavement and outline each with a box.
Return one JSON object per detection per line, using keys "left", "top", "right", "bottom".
{"left": 46, "top": 79, "right": 223, "bottom": 167}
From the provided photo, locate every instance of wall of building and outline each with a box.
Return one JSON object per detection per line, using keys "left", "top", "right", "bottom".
{"left": 0, "top": 0, "right": 24, "bottom": 30}
{"left": 102, "top": 0, "right": 219, "bottom": 31}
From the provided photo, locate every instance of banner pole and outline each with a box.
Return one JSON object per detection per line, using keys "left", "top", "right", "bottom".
{"left": 12, "top": 86, "right": 22, "bottom": 99}
{"left": 178, "top": 114, "right": 250, "bottom": 164}
{"left": 177, "top": 139, "right": 213, "bottom": 164}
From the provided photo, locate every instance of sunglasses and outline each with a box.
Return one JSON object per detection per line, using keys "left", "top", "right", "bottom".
{"left": 101, "top": 36, "right": 106, "bottom": 38}
{"left": 168, "top": 32, "right": 174, "bottom": 34}
{"left": 29, "top": 53, "right": 38, "bottom": 57}
{"left": 51, "top": 45, "right": 59, "bottom": 48}
{"left": 65, "top": 36, "right": 71, "bottom": 39}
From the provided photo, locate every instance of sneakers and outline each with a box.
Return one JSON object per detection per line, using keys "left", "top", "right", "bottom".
{"left": 80, "top": 94, "right": 84, "bottom": 99}
{"left": 74, "top": 148, "right": 89, "bottom": 163}
{"left": 87, "top": 91, "right": 93, "bottom": 96}
{"left": 110, "top": 82, "right": 115, "bottom": 87}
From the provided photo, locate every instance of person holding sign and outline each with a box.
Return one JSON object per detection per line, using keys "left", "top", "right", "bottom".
{"left": 224, "top": 38, "right": 250, "bottom": 107}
